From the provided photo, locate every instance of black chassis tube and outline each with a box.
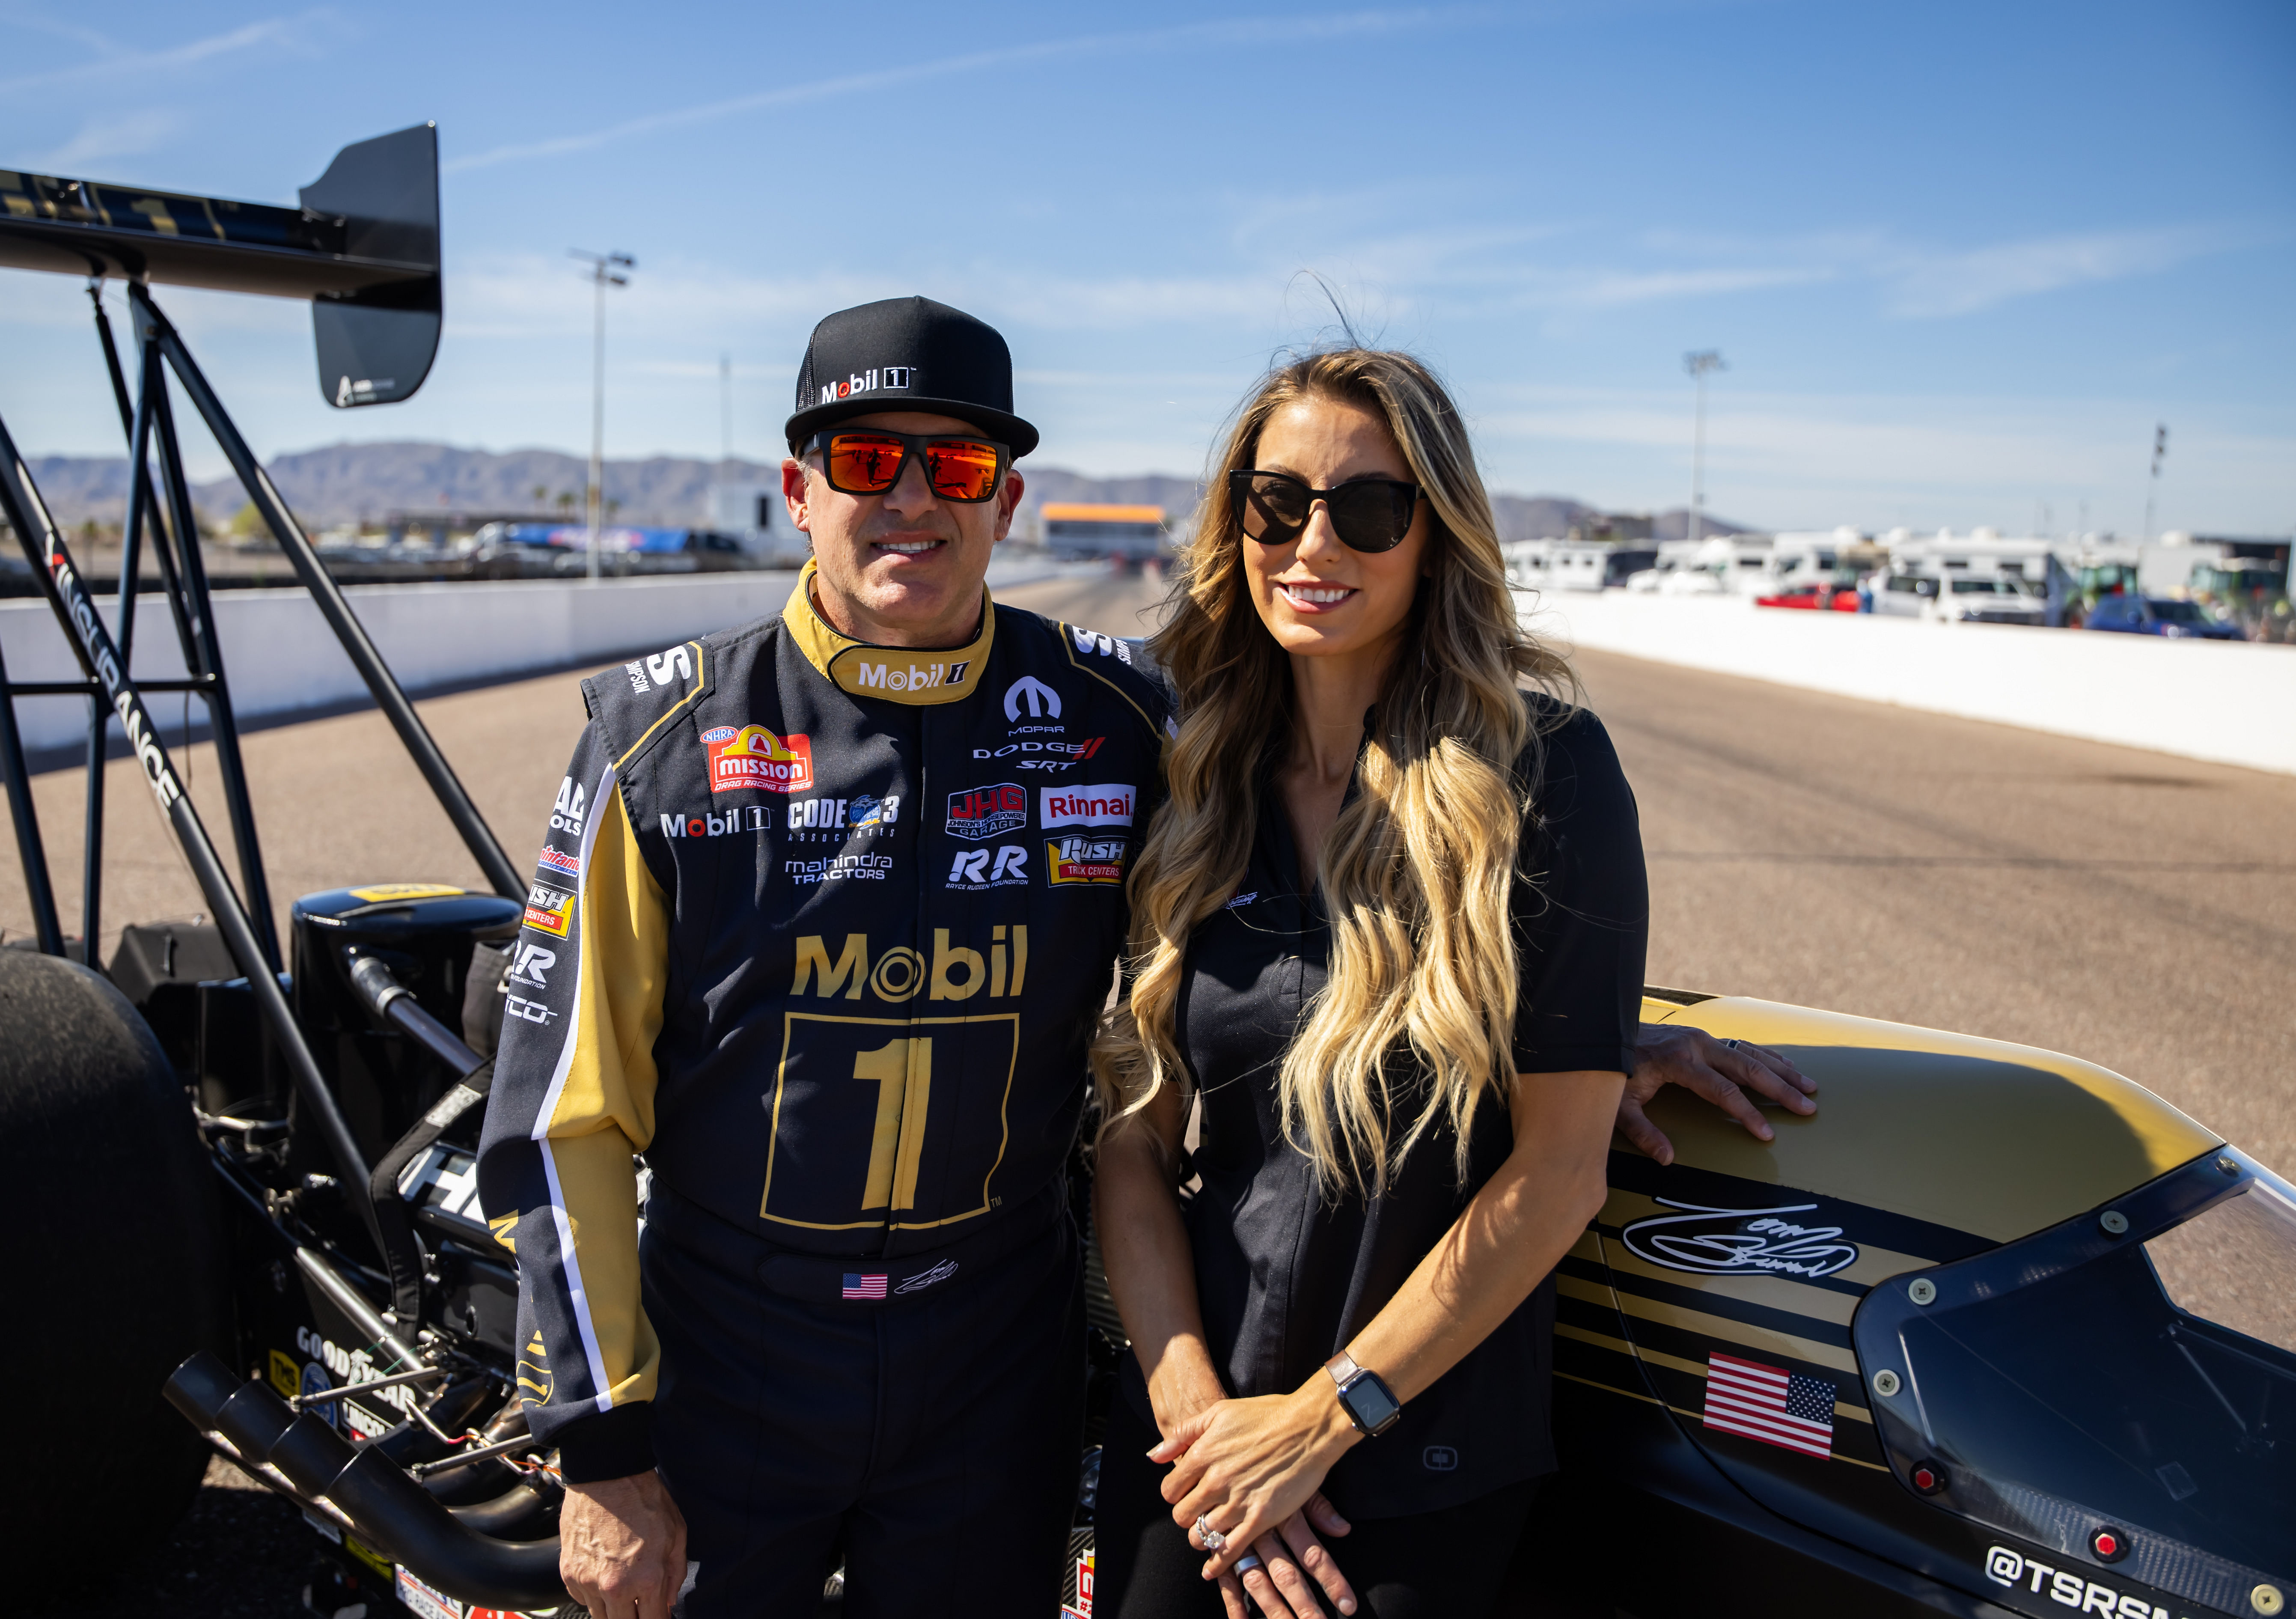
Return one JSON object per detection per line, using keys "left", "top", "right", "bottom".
{"left": 133, "top": 283, "right": 524, "bottom": 903}
{"left": 0, "top": 420, "right": 387, "bottom": 1264}
{"left": 0, "top": 629, "right": 65, "bottom": 954}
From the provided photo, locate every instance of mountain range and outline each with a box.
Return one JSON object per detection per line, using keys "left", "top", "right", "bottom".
{"left": 15, "top": 441, "right": 1746, "bottom": 542}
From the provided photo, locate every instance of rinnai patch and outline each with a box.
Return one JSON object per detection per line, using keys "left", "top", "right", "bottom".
{"left": 706, "top": 723, "right": 814, "bottom": 794}
{"left": 1040, "top": 783, "right": 1134, "bottom": 829}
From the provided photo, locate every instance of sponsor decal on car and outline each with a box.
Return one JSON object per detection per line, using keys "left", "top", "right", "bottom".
{"left": 295, "top": 1326, "right": 419, "bottom": 1420}
{"left": 522, "top": 881, "right": 573, "bottom": 937}
{"left": 786, "top": 852, "right": 895, "bottom": 884}
{"left": 1041, "top": 783, "right": 1134, "bottom": 829}
{"left": 661, "top": 804, "right": 773, "bottom": 838}
{"left": 268, "top": 1348, "right": 300, "bottom": 1399}
{"left": 947, "top": 781, "right": 1027, "bottom": 841}
{"left": 1046, "top": 835, "right": 1126, "bottom": 886}
{"left": 342, "top": 1398, "right": 393, "bottom": 1442}
{"left": 298, "top": 1358, "right": 336, "bottom": 1426}
{"left": 709, "top": 724, "right": 814, "bottom": 794}
{"left": 948, "top": 846, "right": 1029, "bottom": 888}
{"left": 348, "top": 883, "right": 464, "bottom": 902}
{"left": 1621, "top": 1200, "right": 1859, "bottom": 1280}
{"left": 1981, "top": 1546, "right": 2191, "bottom": 1617}
{"left": 396, "top": 1565, "right": 463, "bottom": 1619}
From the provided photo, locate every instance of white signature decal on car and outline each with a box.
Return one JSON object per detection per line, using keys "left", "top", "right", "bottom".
{"left": 1620, "top": 1199, "right": 1860, "bottom": 1279}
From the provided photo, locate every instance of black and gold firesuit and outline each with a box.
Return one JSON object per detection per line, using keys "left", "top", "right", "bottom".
{"left": 476, "top": 562, "right": 1168, "bottom": 1612}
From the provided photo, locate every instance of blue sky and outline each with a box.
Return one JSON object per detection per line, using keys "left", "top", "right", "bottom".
{"left": 2, "top": 0, "right": 2289, "bottom": 533}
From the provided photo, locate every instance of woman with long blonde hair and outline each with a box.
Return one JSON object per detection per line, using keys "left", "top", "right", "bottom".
{"left": 1091, "top": 349, "right": 1650, "bottom": 1616}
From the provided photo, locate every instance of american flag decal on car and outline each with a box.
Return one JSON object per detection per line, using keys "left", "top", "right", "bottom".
{"left": 1701, "top": 1351, "right": 1835, "bottom": 1458}
{"left": 842, "top": 1273, "right": 887, "bottom": 1300}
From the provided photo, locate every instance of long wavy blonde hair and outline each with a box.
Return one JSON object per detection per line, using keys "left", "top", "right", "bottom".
{"left": 1092, "top": 348, "right": 1577, "bottom": 1195}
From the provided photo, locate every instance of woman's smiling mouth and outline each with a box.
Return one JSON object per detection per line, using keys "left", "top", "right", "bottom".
{"left": 1276, "top": 580, "right": 1357, "bottom": 610}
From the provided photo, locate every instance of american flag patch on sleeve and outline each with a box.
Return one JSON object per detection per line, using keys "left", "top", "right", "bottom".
{"left": 1701, "top": 1351, "right": 1836, "bottom": 1459}
{"left": 842, "top": 1273, "right": 888, "bottom": 1300}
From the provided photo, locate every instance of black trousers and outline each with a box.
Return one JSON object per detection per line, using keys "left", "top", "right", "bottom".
{"left": 1094, "top": 1393, "right": 1539, "bottom": 1619}
{"left": 643, "top": 1186, "right": 1084, "bottom": 1617}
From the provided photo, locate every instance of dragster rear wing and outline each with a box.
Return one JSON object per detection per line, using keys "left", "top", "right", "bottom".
{"left": 0, "top": 124, "right": 440, "bottom": 408}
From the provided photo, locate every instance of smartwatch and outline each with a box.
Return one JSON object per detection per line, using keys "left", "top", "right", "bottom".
{"left": 1323, "top": 1351, "right": 1403, "bottom": 1437}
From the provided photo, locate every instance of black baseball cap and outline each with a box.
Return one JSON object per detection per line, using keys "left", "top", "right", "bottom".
{"left": 785, "top": 295, "right": 1038, "bottom": 457}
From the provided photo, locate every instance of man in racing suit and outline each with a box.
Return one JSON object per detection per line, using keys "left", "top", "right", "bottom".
{"left": 479, "top": 298, "right": 1168, "bottom": 1616}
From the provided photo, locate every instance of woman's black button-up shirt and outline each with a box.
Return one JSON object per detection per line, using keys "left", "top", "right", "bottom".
{"left": 1136, "top": 699, "right": 1648, "bottom": 1520}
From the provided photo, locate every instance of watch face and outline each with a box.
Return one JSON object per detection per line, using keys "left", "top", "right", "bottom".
{"left": 1346, "top": 1374, "right": 1403, "bottom": 1435}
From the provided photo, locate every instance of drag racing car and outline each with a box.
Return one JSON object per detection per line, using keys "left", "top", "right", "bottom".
{"left": 2, "top": 132, "right": 2289, "bottom": 1619}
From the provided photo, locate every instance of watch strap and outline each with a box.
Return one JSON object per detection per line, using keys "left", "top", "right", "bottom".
{"left": 1323, "top": 1351, "right": 1362, "bottom": 1388}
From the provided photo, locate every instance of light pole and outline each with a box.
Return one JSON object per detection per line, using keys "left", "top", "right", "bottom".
{"left": 2143, "top": 423, "right": 2168, "bottom": 544}
{"left": 1683, "top": 350, "right": 1726, "bottom": 550}
{"left": 571, "top": 250, "right": 634, "bottom": 582}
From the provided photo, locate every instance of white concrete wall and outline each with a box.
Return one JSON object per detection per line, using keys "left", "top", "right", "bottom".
{"left": 1522, "top": 590, "right": 2296, "bottom": 777}
{"left": 0, "top": 557, "right": 1089, "bottom": 757}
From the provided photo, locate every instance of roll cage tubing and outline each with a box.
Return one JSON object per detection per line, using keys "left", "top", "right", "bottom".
{"left": 0, "top": 126, "right": 521, "bottom": 1271}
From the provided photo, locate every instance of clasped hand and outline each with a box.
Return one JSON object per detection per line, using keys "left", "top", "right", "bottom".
{"left": 1155, "top": 1390, "right": 1362, "bottom": 1618}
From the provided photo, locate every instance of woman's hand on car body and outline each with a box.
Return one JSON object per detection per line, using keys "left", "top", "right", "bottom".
{"left": 1617, "top": 1023, "right": 1816, "bottom": 1165}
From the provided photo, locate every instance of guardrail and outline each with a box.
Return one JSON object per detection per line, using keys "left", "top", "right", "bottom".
{"left": 0, "top": 558, "right": 1091, "bottom": 763}
{"left": 1522, "top": 590, "right": 2296, "bottom": 777}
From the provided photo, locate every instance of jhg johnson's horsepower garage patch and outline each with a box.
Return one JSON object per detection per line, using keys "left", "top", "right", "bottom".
{"left": 947, "top": 782, "right": 1027, "bottom": 840}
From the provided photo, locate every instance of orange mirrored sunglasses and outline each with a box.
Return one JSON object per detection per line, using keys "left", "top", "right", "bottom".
{"left": 809, "top": 430, "right": 1008, "bottom": 503}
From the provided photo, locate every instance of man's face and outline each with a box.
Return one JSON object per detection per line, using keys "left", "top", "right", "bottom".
{"left": 782, "top": 410, "right": 1026, "bottom": 648}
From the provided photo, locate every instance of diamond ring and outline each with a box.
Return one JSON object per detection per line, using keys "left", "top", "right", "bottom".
{"left": 1195, "top": 1514, "right": 1226, "bottom": 1553}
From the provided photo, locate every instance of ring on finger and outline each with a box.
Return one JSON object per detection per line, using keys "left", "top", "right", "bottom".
{"left": 1233, "top": 1552, "right": 1264, "bottom": 1574}
{"left": 1195, "top": 1514, "right": 1226, "bottom": 1554}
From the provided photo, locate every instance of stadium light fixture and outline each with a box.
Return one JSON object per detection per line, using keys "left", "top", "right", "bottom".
{"left": 572, "top": 250, "right": 636, "bottom": 582}
{"left": 1684, "top": 350, "right": 1727, "bottom": 551}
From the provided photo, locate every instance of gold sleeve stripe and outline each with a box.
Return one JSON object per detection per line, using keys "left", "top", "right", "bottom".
{"left": 532, "top": 769, "right": 668, "bottom": 1413}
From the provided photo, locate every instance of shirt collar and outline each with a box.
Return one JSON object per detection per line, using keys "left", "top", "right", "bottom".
{"left": 781, "top": 557, "right": 995, "bottom": 705}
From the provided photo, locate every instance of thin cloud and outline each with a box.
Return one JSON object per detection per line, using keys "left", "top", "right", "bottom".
{"left": 26, "top": 109, "right": 183, "bottom": 174}
{"left": 444, "top": 6, "right": 1510, "bottom": 174}
{"left": 0, "top": 8, "right": 342, "bottom": 96}
{"left": 1883, "top": 227, "right": 2242, "bottom": 318}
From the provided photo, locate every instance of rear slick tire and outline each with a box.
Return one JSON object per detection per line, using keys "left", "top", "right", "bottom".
{"left": 0, "top": 946, "right": 226, "bottom": 1592}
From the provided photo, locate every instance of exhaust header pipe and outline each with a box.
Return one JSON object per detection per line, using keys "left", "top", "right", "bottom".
{"left": 164, "top": 1351, "right": 565, "bottom": 1611}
